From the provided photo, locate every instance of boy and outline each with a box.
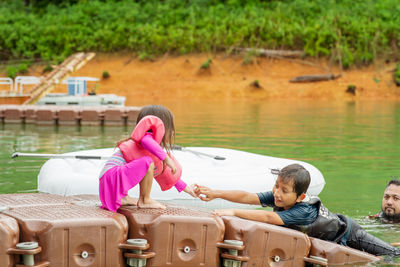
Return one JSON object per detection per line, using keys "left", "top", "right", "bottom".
{"left": 195, "top": 164, "right": 400, "bottom": 257}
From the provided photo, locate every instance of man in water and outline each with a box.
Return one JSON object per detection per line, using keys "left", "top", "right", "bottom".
{"left": 374, "top": 179, "right": 400, "bottom": 222}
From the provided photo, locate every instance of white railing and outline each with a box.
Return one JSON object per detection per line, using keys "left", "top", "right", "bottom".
{"left": 15, "top": 76, "right": 41, "bottom": 94}
{"left": 0, "top": 77, "right": 13, "bottom": 93}
{"left": 0, "top": 76, "right": 99, "bottom": 96}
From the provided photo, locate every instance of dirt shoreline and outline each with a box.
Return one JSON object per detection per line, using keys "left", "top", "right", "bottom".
{"left": 6, "top": 53, "right": 400, "bottom": 104}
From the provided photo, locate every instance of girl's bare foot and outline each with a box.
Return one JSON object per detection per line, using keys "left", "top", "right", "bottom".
{"left": 121, "top": 195, "right": 138, "bottom": 206}
{"left": 137, "top": 198, "right": 166, "bottom": 209}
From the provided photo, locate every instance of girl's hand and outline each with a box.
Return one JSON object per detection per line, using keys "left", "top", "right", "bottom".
{"left": 184, "top": 184, "right": 198, "bottom": 198}
{"left": 194, "top": 184, "right": 217, "bottom": 201}
{"left": 214, "top": 209, "right": 235, "bottom": 216}
{"left": 163, "top": 156, "right": 177, "bottom": 174}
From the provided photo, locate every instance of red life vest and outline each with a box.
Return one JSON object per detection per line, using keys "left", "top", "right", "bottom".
{"left": 119, "top": 115, "right": 182, "bottom": 191}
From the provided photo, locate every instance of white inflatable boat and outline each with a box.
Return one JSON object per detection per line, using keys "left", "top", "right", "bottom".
{"left": 37, "top": 147, "right": 325, "bottom": 209}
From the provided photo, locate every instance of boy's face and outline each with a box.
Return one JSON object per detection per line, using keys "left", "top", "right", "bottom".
{"left": 272, "top": 176, "right": 304, "bottom": 210}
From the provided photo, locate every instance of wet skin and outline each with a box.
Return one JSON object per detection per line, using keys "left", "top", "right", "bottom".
{"left": 382, "top": 184, "right": 400, "bottom": 218}
{"left": 272, "top": 177, "right": 304, "bottom": 210}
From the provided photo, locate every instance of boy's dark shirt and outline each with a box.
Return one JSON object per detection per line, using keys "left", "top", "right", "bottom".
{"left": 257, "top": 191, "right": 318, "bottom": 226}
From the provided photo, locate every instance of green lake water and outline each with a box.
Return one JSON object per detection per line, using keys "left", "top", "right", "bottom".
{"left": 1, "top": 99, "right": 400, "bottom": 265}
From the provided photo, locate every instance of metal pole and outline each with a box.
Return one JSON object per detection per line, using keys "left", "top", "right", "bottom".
{"left": 172, "top": 145, "right": 226, "bottom": 160}
{"left": 12, "top": 152, "right": 110, "bottom": 160}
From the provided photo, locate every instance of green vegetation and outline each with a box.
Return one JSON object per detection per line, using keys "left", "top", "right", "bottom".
{"left": 42, "top": 63, "right": 53, "bottom": 74}
{"left": 346, "top": 84, "right": 356, "bottom": 95}
{"left": 243, "top": 49, "right": 260, "bottom": 65}
{"left": 102, "top": 71, "right": 110, "bottom": 79}
{"left": 7, "top": 66, "right": 18, "bottom": 79}
{"left": 0, "top": 0, "right": 399, "bottom": 68}
{"left": 251, "top": 80, "right": 261, "bottom": 89}
{"left": 6, "top": 63, "right": 29, "bottom": 78}
{"left": 395, "top": 64, "right": 400, "bottom": 86}
{"left": 200, "top": 59, "right": 212, "bottom": 69}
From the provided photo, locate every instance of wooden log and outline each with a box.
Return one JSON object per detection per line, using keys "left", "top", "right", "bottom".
{"left": 238, "top": 48, "right": 305, "bottom": 58}
{"left": 290, "top": 74, "right": 342, "bottom": 83}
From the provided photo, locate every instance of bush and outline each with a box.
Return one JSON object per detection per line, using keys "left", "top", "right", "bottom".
{"left": 200, "top": 59, "right": 212, "bottom": 69}
{"left": 7, "top": 66, "right": 18, "bottom": 79}
{"left": 0, "top": 0, "right": 399, "bottom": 68}
{"left": 251, "top": 79, "right": 261, "bottom": 89}
{"left": 17, "top": 63, "right": 28, "bottom": 74}
{"left": 102, "top": 70, "right": 110, "bottom": 79}
{"left": 346, "top": 84, "right": 356, "bottom": 95}
{"left": 395, "top": 64, "right": 400, "bottom": 86}
{"left": 42, "top": 64, "right": 54, "bottom": 73}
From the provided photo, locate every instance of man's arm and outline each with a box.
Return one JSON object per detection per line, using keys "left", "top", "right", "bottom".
{"left": 215, "top": 209, "right": 284, "bottom": 225}
{"left": 195, "top": 185, "right": 260, "bottom": 205}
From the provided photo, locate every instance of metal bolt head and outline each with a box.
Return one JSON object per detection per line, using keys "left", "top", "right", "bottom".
{"left": 16, "top": 242, "right": 38, "bottom": 250}
{"left": 81, "top": 251, "right": 89, "bottom": 259}
{"left": 127, "top": 238, "right": 148, "bottom": 247}
{"left": 183, "top": 246, "right": 191, "bottom": 253}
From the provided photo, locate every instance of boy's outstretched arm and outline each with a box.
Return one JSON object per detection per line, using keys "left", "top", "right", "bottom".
{"left": 215, "top": 209, "right": 284, "bottom": 225}
{"left": 195, "top": 185, "right": 260, "bottom": 205}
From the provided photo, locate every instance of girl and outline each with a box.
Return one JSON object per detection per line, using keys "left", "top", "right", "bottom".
{"left": 99, "top": 105, "right": 196, "bottom": 212}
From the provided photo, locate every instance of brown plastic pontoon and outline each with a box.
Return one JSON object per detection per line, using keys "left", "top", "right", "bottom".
{"left": 0, "top": 193, "right": 381, "bottom": 267}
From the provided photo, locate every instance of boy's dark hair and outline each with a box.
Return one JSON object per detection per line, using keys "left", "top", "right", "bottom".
{"left": 272, "top": 164, "right": 311, "bottom": 196}
{"left": 386, "top": 179, "right": 400, "bottom": 188}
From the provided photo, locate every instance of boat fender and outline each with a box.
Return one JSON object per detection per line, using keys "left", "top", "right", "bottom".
{"left": 131, "top": 115, "right": 165, "bottom": 144}
{"left": 154, "top": 154, "right": 182, "bottom": 191}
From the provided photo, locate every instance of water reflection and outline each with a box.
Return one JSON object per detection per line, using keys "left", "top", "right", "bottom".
{"left": 1, "top": 99, "right": 400, "bottom": 264}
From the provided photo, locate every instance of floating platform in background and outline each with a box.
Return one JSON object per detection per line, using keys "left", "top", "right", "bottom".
{"left": 0, "top": 193, "right": 380, "bottom": 267}
{"left": 0, "top": 53, "right": 96, "bottom": 105}
{"left": 36, "top": 93, "right": 126, "bottom": 107}
{"left": 0, "top": 104, "right": 140, "bottom": 126}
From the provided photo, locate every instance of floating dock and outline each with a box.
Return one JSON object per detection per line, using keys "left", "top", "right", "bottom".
{"left": 0, "top": 105, "right": 140, "bottom": 126}
{"left": 0, "top": 53, "right": 95, "bottom": 105}
{"left": 0, "top": 193, "right": 380, "bottom": 267}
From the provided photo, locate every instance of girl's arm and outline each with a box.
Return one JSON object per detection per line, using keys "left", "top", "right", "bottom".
{"left": 174, "top": 180, "right": 197, "bottom": 197}
{"left": 140, "top": 133, "right": 167, "bottom": 160}
{"left": 140, "top": 133, "right": 176, "bottom": 173}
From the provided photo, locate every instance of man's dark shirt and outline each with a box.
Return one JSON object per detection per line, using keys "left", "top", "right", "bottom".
{"left": 257, "top": 191, "right": 318, "bottom": 226}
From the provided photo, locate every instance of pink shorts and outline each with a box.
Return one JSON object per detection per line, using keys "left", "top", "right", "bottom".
{"left": 99, "top": 156, "right": 153, "bottom": 212}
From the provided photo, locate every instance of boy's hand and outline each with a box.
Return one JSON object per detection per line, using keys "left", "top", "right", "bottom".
{"left": 194, "top": 184, "right": 217, "bottom": 201}
{"left": 163, "top": 156, "right": 176, "bottom": 174}
{"left": 184, "top": 184, "right": 198, "bottom": 198}
{"left": 214, "top": 209, "right": 235, "bottom": 216}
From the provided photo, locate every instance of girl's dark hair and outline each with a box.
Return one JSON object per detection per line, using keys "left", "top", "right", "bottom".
{"left": 273, "top": 164, "right": 311, "bottom": 196}
{"left": 117, "top": 105, "right": 175, "bottom": 150}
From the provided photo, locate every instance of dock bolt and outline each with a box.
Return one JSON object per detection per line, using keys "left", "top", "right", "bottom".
{"left": 16, "top": 242, "right": 38, "bottom": 266}
{"left": 223, "top": 240, "right": 243, "bottom": 267}
{"left": 273, "top": 255, "right": 280, "bottom": 262}
{"left": 127, "top": 239, "right": 148, "bottom": 267}
{"left": 183, "top": 246, "right": 191, "bottom": 253}
{"left": 81, "top": 251, "right": 89, "bottom": 259}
